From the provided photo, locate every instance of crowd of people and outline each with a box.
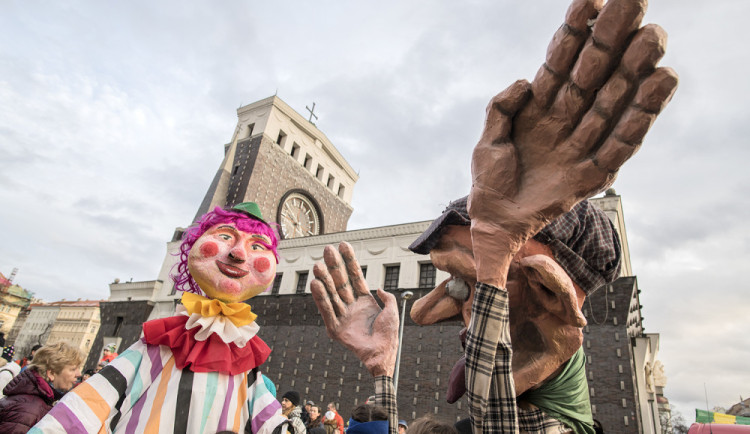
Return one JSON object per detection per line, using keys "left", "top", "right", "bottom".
{"left": 273, "top": 388, "right": 457, "bottom": 434}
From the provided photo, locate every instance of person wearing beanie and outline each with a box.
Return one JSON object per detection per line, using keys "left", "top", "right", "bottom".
{"left": 0, "top": 346, "right": 22, "bottom": 398}
{"left": 280, "top": 390, "right": 307, "bottom": 433}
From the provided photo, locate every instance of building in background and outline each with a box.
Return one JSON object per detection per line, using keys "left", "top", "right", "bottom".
{"left": 0, "top": 270, "right": 33, "bottom": 336}
{"left": 92, "top": 96, "right": 670, "bottom": 431}
{"left": 13, "top": 299, "right": 102, "bottom": 362}
{"left": 44, "top": 300, "right": 102, "bottom": 362}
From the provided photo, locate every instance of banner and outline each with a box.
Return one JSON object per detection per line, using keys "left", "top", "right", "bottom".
{"left": 696, "top": 409, "right": 750, "bottom": 425}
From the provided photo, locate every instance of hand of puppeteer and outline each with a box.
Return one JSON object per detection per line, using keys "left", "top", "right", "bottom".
{"left": 468, "top": 0, "right": 678, "bottom": 286}
{"left": 311, "top": 242, "right": 399, "bottom": 377}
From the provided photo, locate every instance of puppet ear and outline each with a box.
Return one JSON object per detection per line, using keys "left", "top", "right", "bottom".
{"left": 519, "top": 254, "right": 586, "bottom": 328}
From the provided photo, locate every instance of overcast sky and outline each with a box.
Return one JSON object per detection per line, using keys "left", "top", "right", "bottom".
{"left": 2, "top": 0, "right": 748, "bottom": 420}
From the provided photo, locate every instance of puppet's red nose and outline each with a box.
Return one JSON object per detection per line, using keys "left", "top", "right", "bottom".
{"left": 253, "top": 257, "right": 271, "bottom": 273}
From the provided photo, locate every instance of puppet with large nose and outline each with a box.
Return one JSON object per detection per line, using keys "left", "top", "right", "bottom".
{"left": 408, "top": 197, "right": 620, "bottom": 402}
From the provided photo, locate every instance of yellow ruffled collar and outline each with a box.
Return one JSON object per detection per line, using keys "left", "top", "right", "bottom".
{"left": 180, "top": 292, "right": 257, "bottom": 327}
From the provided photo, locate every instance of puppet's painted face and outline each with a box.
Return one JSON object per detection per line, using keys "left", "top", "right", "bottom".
{"left": 411, "top": 225, "right": 586, "bottom": 398}
{"left": 188, "top": 223, "right": 277, "bottom": 303}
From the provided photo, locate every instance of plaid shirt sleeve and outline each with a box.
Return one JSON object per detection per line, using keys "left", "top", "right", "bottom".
{"left": 465, "top": 282, "right": 519, "bottom": 433}
{"left": 374, "top": 375, "right": 398, "bottom": 434}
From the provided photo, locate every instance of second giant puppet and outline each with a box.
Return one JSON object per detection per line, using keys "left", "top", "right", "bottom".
{"left": 32, "top": 203, "right": 290, "bottom": 434}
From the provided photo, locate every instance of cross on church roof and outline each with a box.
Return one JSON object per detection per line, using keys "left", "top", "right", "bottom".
{"left": 306, "top": 102, "right": 318, "bottom": 126}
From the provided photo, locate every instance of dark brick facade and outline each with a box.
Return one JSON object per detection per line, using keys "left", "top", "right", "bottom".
{"left": 91, "top": 280, "right": 647, "bottom": 428}
{"left": 84, "top": 300, "right": 154, "bottom": 371}
{"left": 226, "top": 134, "right": 353, "bottom": 236}
{"left": 583, "top": 276, "right": 644, "bottom": 433}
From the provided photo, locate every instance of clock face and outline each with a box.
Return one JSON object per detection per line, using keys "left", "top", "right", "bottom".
{"left": 278, "top": 192, "right": 321, "bottom": 239}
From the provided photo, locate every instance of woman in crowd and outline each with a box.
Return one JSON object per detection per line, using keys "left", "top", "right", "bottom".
{"left": 0, "top": 342, "right": 83, "bottom": 434}
{"left": 306, "top": 404, "right": 324, "bottom": 432}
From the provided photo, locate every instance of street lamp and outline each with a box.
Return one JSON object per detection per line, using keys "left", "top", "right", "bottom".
{"left": 393, "top": 290, "right": 414, "bottom": 394}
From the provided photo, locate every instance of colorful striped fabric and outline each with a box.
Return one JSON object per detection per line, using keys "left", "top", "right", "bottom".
{"left": 29, "top": 339, "right": 287, "bottom": 433}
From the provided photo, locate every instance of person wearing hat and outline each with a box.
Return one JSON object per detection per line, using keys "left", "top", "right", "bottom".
{"left": 0, "top": 345, "right": 22, "bottom": 398}
{"left": 32, "top": 203, "right": 295, "bottom": 433}
{"left": 280, "top": 390, "right": 307, "bottom": 433}
{"left": 99, "top": 343, "right": 118, "bottom": 364}
{"left": 397, "top": 420, "right": 408, "bottom": 434}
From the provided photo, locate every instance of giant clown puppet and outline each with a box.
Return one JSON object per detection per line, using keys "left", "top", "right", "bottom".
{"left": 32, "top": 203, "right": 292, "bottom": 433}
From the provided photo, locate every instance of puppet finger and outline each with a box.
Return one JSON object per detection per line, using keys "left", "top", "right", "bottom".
{"left": 323, "top": 244, "right": 355, "bottom": 304}
{"left": 593, "top": 67, "right": 678, "bottom": 172}
{"left": 313, "top": 261, "right": 347, "bottom": 317}
{"left": 482, "top": 80, "right": 531, "bottom": 144}
{"left": 311, "top": 279, "right": 341, "bottom": 338}
{"left": 338, "top": 242, "right": 370, "bottom": 298}
{"left": 552, "top": 0, "right": 646, "bottom": 122}
{"left": 567, "top": 25, "right": 668, "bottom": 155}
{"left": 531, "top": 0, "right": 602, "bottom": 108}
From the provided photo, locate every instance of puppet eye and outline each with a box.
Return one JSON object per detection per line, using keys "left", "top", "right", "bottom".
{"left": 251, "top": 243, "right": 267, "bottom": 251}
{"left": 218, "top": 234, "right": 232, "bottom": 241}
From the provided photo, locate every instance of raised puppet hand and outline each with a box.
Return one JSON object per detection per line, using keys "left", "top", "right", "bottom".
{"left": 468, "top": 0, "right": 678, "bottom": 286}
{"left": 310, "top": 242, "right": 399, "bottom": 377}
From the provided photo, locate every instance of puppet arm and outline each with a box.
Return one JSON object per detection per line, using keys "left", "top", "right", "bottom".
{"left": 311, "top": 242, "right": 400, "bottom": 434}
{"left": 465, "top": 0, "right": 677, "bottom": 431}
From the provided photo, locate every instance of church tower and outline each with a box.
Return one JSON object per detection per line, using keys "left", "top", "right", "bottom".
{"left": 194, "top": 95, "right": 357, "bottom": 238}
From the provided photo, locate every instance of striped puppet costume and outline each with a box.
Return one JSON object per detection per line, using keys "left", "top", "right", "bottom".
{"left": 31, "top": 203, "right": 292, "bottom": 433}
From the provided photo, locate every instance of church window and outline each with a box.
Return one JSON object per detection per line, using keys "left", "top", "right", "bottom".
{"left": 327, "top": 174, "right": 335, "bottom": 189}
{"left": 316, "top": 165, "right": 324, "bottom": 180}
{"left": 337, "top": 184, "right": 345, "bottom": 198}
{"left": 276, "top": 130, "right": 287, "bottom": 148}
{"left": 247, "top": 123, "right": 255, "bottom": 138}
{"left": 232, "top": 164, "right": 240, "bottom": 176}
{"left": 304, "top": 154, "right": 312, "bottom": 170}
{"left": 360, "top": 266, "right": 367, "bottom": 278}
{"left": 296, "top": 271, "right": 309, "bottom": 294}
{"left": 272, "top": 273, "right": 283, "bottom": 295}
{"left": 383, "top": 265, "right": 400, "bottom": 290}
{"left": 418, "top": 263, "right": 436, "bottom": 288}
{"left": 291, "top": 143, "right": 300, "bottom": 159}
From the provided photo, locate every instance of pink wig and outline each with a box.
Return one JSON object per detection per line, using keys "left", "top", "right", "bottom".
{"left": 172, "top": 206, "right": 279, "bottom": 295}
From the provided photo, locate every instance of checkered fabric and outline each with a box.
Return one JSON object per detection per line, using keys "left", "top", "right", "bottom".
{"left": 374, "top": 376, "right": 398, "bottom": 434}
{"left": 532, "top": 200, "right": 621, "bottom": 295}
{"left": 517, "top": 407, "right": 572, "bottom": 433}
{"left": 465, "top": 282, "right": 518, "bottom": 432}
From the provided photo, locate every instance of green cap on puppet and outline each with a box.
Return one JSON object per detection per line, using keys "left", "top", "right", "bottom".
{"left": 232, "top": 202, "right": 266, "bottom": 223}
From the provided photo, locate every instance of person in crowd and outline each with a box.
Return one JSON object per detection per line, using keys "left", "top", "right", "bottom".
{"left": 397, "top": 420, "right": 407, "bottom": 434}
{"left": 17, "top": 344, "right": 42, "bottom": 371}
{"left": 99, "top": 343, "right": 117, "bottom": 363}
{"left": 306, "top": 404, "right": 324, "bottom": 431}
{"left": 281, "top": 390, "right": 307, "bottom": 433}
{"left": 323, "top": 410, "right": 338, "bottom": 434}
{"left": 406, "top": 416, "right": 457, "bottom": 434}
{"left": 0, "top": 342, "right": 83, "bottom": 433}
{"left": 80, "top": 369, "right": 94, "bottom": 382}
{"left": 347, "top": 403, "right": 389, "bottom": 434}
{"left": 0, "top": 332, "right": 6, "bottom": 347}
{"left": 0, "top": 346, "right": 22, "bottom": 397}
{"left": 301, "top": 399, "right": 313, "bottom": 425}
{"left": 327, "top": 402, "right": 345, "bottom": 434}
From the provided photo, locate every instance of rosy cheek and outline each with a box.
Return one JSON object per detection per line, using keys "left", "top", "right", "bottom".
{"left": 199, "top": 241, "right": 219, "bottom": 258}
{"left": 253, "top": 257, "right": 271, "bottom": 273}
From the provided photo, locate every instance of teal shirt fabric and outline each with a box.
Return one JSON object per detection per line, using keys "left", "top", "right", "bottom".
{"left": 520, "top": 347, "right": 595, "bottom": 434}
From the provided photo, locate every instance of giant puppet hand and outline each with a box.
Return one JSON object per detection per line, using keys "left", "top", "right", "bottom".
{"left": 310, "top": 242, "right": 400, "bottom": 377}
{"left": 468, "top": 0, "right": 678, "bottom": 286}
